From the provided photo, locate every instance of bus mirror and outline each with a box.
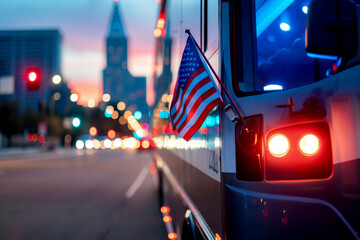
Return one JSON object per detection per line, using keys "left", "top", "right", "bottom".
{"left": 305, "top": 0, "right": 357, "bottom": 59}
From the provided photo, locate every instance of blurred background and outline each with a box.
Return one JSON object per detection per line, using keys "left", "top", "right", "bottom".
{"left": 0, "top": 0, "right": 160, "bottom": 150}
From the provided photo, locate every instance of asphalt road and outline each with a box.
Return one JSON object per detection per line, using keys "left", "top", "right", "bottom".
{"left": 0, "top": 148, "right": 168, "bottom": 240}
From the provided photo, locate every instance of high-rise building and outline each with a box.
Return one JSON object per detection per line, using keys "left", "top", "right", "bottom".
{"left": 103, "top": 1, "right": 147, "bottom": 119}
{"left": 154, "top": 23, "right": 173, "bottom": 105}
{"left": 0, "top": 29, "right": 61, "bottom": 112}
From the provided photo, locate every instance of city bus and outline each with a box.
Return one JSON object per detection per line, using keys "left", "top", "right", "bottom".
{"left": 151, "top": 0, "right": 360, "bottom": 239}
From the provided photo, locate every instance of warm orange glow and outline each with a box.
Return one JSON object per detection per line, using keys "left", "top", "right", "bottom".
{"left": 135, "top": 140, "right": 141, "bottom": 149}
{"left": 154, "top": 28, "right": 162, "bottom": 38}
{"left": 160, "top": 206, "right": 170, "bottom": 214}
{"left": 168, "top": 233, "right": 177, "bottom": 239}
{"left": 70, "top": 82, "right": 101, "bottom": 107}
{"left": 119, "top": 116, "right": 127, "bottom": 125}
{"left": 88, "top": 99, "right": 96, "bottom": 108}
{"left": 268, "top": 134, "right": 290, "bottom": 157}
{"left": 102, "top": 93, "right": 111, "bottom": 102}
{"left": 117, "top": 101, "right": 126, "bottom": 111}
{"left": 111, "top": 111, "right": 119, "bottom": 119}
{"left": 89, "top": 127, "right": 97, "bottom": 136}
{"left": 142, "top": 140, "right": 150, "bottom": 149}
{"left": 299, "top": 134, "right": 320, "bottom": 156}
{"left": 124, "top": 110, "right": 132, "bottom": 119}
{"left": 215, "top": 234, "right": 222, "bottom": 240}
{"left": 107, "top": 130, "right": 116, "bottom": 139}
{"left": 157, "top": 18, "right": 165, "bottom": 29}
{"left": 163, "top": 216, "right": 172, "bottom": 223}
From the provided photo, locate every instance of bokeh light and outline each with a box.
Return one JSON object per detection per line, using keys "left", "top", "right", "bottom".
{"left": 124, "top": 110, "right": 132, "bottom": 119}
{"left": 88, "top": 99, "right": 96, "bottom": 108}
{"left": 102, "top": 93, "right": 111, "bottom": 102}
{"left": 70, "top": 93, "right": 79, "bottom": 102}
{"left": 134, "top": 111, "right": 142, "bottom": 120}
{"left": 117, "top": 101, "right": 126, "bottom": 111}
{"left": 52, "top": 74, "right": 62, "bottom": 84}
{"left": 89, "top": 127, "right": 97, "bottom": 136}
{"left": 119, "top": 116, "right": 127, "bottom": 125}
{"left": 111, "top": 111, "right": 119, "bottom": 119}
{"left": 76, "top": 140, "right": 84, "bottom": 149}
{"left": 53, "top": 92, "right": 61, "bottom": 100}
{"left": 107, "top": 129, "right": 116, "bottom": 139}
{"left": 72, "top": 117, "right": 81, "bottom": 127}
{"left": 85, "top": 140, "right": 94, "bottom": 149}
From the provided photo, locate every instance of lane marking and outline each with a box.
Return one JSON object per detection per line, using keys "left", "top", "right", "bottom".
{"left": 125, "top": 166, "right": 149, "bottom": 198}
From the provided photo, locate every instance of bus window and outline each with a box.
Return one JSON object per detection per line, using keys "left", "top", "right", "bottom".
{"left": 230, "top": 0, "right": 336, "bottom": 93}
{"left": 256, "top": 0, "right": 336, "bottom": 91}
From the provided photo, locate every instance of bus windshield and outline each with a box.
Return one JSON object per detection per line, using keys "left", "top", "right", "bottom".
{"left": 255, "top": 0, "right": 335, "bottom": 91}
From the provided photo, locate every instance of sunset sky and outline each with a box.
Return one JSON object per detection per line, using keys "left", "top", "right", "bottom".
{"left": 0, "top": 0, "right": 158, "bottom": 106}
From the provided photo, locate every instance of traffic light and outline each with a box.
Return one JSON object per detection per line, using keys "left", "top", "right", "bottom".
{"left": 26, "top": 68, "right": 40, "bottom": 90}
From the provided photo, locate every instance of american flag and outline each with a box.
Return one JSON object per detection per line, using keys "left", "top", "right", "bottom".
{"left": 170, "top": 36, "right": 222, "bottom": 141}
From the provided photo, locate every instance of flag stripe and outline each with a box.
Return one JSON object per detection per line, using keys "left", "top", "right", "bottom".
{"left": 169, "top": 36, "right": 222, "bottom": 141}
{"left": 177, "top": 91, "right": 219, "bottom": 134}
{"left": 170, "top": 67, "right": 206, "bottom": 116}
{"left": 170, "top": 81, "right": 181, "bottom": 108}
{"left": 175, "top": 85, "right": 216, "bottom": 128}
{"left": 181, "top": 98, "right": 221, "bottom": 141}
{"left": 172, "top": 77, "right": 211, "bottom": 124}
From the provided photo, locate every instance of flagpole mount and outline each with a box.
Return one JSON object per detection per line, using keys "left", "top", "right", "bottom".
{"left": 185, "top": 29, "right": 255, "bottom": 140}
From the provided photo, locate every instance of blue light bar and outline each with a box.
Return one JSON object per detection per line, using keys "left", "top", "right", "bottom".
{"left": 306, "top": 52, "right": 338, "bottom": 60}
{"left": 264, "top": 84, "right": 283, "bottom": 91}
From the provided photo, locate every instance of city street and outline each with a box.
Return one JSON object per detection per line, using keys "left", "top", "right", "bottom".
{"left": 0, "top": 148, "right": 167, "bottom": 240}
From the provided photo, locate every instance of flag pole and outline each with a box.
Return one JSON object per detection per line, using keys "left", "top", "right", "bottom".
{"left": 185, "top": 29, "right": 251, "bottom": 131}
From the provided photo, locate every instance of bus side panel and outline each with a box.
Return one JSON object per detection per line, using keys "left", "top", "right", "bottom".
{"left": 158, "top": 149, "right": 222, "bottom": 237}
{"left": 223, "top": 173, "right": 356, "bottom": 240}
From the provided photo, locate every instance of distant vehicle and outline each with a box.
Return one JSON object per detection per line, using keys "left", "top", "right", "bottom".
{"left": 151, "top": 0, "right": 360, "bottom": 239}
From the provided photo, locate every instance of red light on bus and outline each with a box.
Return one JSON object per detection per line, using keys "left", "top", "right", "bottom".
{"left": 39, "top": 135, "right": 45, "bottom": 143}
{"left": 298, "top": 134, "right": 320, "bottom": 156}
{"left": 160, "top": 206, "right": 170, "bottom": 214}
{"left": 265, "top": 122, "right": 333, "bottom": 181}
{"left": 168, "top": 233, "right": 177, "bottom": 239}
{"left": 27, "top": 134, "right": 32, "bottom": 142}
{"left": 268, "top": 134, "right": 290, "bottom": 157}
{"left": 163, "top": 216, "right": 172, "bottom": 223}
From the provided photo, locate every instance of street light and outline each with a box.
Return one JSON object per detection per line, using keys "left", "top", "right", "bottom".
{"left": 70, "top": 93, "right": 79, "bottom": 102}
{"left": 52, "top": 74, "right": 62, "bottom": 85}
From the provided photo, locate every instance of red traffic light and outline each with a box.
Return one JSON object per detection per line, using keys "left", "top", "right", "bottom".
{"left": 26, "top": 68, "right": 40, "bottom": 90}
{"left": 28, "top": 72, "right": 37, "bottom": 82}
